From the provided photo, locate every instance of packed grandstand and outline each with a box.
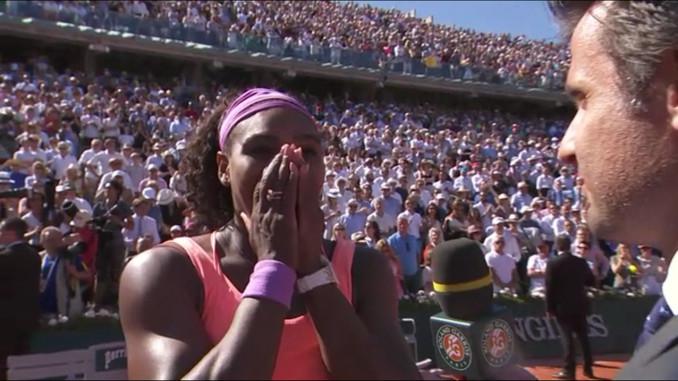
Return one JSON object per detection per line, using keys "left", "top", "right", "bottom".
{"left": 0, "top": 3, "right": 664, "bottom": 379}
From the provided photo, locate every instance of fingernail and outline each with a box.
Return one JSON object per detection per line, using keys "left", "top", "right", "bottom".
{"left": 289, "top": 162, "right": 296, "bottom": 172}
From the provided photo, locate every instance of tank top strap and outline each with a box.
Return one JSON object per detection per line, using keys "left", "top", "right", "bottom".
{"left": 330, "top": 238, "right": 355, "bottom": 305}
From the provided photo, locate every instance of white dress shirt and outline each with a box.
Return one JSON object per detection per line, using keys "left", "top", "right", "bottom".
{"left": 123, "top": 213, "right": 160, "bottom": 249}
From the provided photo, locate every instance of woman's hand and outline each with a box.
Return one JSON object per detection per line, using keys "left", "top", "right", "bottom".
{"left": 286, "top": 145, "right": 324, "bottom": 276}
{"left": 240, "top": 145, "right": 300, "bottom": 268}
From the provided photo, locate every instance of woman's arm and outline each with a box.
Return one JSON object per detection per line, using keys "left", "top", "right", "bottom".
{"left": 302, "top": 247, "right": 421, "bottom": 379}
{"left": 120, "top": 248, "right": 289, "bottom": 380}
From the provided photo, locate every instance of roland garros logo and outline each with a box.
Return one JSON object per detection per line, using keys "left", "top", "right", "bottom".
{"left": 436, "top": 325, "right": 472, "bottom": 371}
{"left": 481, "top": 319, "right": 514, "bottom": 368}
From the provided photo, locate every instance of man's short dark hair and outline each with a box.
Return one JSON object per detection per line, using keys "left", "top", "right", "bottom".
{"left": 555, "top": 234, "right": 572, "bottom": 253}
{"left": 0, "top": 217, "right": 28, "bottom": 239}
{"left": 548, "top": 1, "right": 678, "bottom": 102}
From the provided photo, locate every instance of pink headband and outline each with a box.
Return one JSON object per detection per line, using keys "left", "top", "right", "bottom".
{"left": 218, "top": 88, "right": 315, "bottom": 150}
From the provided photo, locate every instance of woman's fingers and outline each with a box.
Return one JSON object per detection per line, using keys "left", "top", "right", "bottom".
{"left": 240, "top": 212, "right": 252, "bottom": 235}
{"left": 258, "top": 151, "right": 284, "bottom": 212}
{"left": 282, "top": 162, "right": 299, "bottom": 212}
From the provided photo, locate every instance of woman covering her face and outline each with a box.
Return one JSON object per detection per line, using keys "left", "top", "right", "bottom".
{"left": 119, "top": 89, "right": 420, "bottom": 380}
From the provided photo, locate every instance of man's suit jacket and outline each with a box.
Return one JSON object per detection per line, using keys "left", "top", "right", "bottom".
{"left": 617, "top": 316, "right": 678, "bottom": 380}
{"left": 0, "top": 242, "right": 41, "bottom": 335}
{"left": 545, "top": 251, "right": 595, "bottom": 317}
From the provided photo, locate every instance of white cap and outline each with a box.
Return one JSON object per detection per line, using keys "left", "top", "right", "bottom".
{"left": 156, "top": 189, "right": 175, "bottom": 206}
{"left": 142, "top": 187, "right": 157, "bottom": 201}
{"left": 492, "top": 217, "right": 506, "bottom": 225}
{"left": 70, "top": 209, "right": 93, "bottom": 228}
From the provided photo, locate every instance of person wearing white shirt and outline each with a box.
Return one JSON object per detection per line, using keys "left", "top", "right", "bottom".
{"left": 57, "top": 184, "right": 93, "bottom": 215}
{"left": 145, "top": 143, "right": 165, "bottom": 169}
{"left": 453, "top": 172, "right": 473, "bottom": 193}
{"left": 536, "top": 167, "right": 554, "bottom": 197}
{"left": 137, "top": 165, "right": 168, "bottom": 192}
{"left": 125, "top": 153, "right": 148, "bottom": 191}
{"left": 527, "top": 243, "right": 551, "bottom": 297}
{"left": 367, "top": 197, "right": 395, "bottom": 236}
{"left": 485, "top": 238, "right": 518, "bottom": 293}
{"left": 511, "top": 182, "right": 533, "bottom": 212}
{"left": 78, "top": 139, "right": 102, "bottom": 167}
{"left": 13, "top": 137, "right": 38, "bottom": 174}
{"left": 552, "top": 203, "right": 574, "bottom": 238}
{"left": 556, "top": 168, "right": 575, "bottom": 190}
{"left": 122, "top": 198, "right": 160, "bottom": 251}
{"left": 50, "top": 142, "right": 77, "bottom": 180}
{"left": 397, "top": 197, "right": 423, "bottom": 240}
{"left": 88, "top": 139, "right": 123, "bottom": 176}
{"left": 483, "top": 217, "right": 522, "bottom": 262}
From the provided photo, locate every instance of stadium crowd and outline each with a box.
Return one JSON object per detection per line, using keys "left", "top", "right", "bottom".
{"left": 0, "top": 50, "right": 666, "bottom": 325}
{"left": 8, "top": 0, "right": 568, "bottom": 89}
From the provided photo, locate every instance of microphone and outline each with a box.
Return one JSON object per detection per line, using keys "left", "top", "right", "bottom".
{"left": 429, "top": 238, "right": 525, "bottom": 379}
{"left": 431, "top": 238, "right": 493, "bottom": 321}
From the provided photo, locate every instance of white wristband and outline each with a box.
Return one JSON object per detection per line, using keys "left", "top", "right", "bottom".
{"left": 297, "top": 256, "right": 338, "bottom": 294}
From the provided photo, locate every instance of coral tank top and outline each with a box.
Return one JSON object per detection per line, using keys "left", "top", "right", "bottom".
{"left": 171, "top": 234, "right": 355, "bottom": 380}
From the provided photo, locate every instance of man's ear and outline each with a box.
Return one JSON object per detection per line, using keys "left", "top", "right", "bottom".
{"left": 216, "top": 151, "right": 230, "bottom": 187}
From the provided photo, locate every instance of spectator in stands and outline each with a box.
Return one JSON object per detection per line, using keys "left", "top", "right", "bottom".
{"left": 38, "top": 226, "right": 90, "bottom": 319}
{"left": 388, "top": 216, "right": 421, "bottom": 294}
{"left": 611, "top": 243, "right": 642, "bottom": 290}
{"left": 637, "top": 245, "right": 667, "bottom": 296}
{"left": 485, "top": 237, "right": 518, "bottom": 294}
{"left": 527, "top": 242, "right": 551, "bottom": 298}
{"left": 367, "top": 196, "right": 395, "bottom": 237}
{"left": 0, "top": 217, "right": 40, "bottom": 380}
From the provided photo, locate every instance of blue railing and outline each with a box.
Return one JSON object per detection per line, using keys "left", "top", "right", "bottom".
{"left": 3, "top": 1, "right": 564, "bottom": 91}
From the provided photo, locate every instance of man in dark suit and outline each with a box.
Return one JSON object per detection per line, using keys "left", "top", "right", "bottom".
{"left": 546, "top": 235, "right": 595, "bottom": 379}
{"left": 0, "top": 217, "right": 41, "bottom": 380}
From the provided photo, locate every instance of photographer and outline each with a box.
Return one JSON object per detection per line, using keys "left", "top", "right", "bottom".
{"left": 92, "top": 202, "right": 130, "bottom": 314}
{"left": 38, "top": 227, "right": 91, "bottom": 319}
{"left": 60, "top": 203, "right": 98, "bottom": 303}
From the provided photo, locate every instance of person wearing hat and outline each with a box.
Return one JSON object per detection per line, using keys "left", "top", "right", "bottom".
{"left": 338, "top": 199, "right": 367, "bottom": 239}
{"left": 536, "top": 165, "right": 555, "bottom": 198}
{"left": 57, "top": 182, "right": 92, "bottom": 215}
{"left": 494, "top": 193, "right": 512, "bottom": 219}
{"left": 378, "top": 181, "right": 402, "bottom": 218}
{"left": 510, "top": 181, "right": 533, "bottom": 212}
{"left": 485, "top": 234, "right": 519, "bottom": 295}
{"left": 123, "top": 197, "right": 161, "bottom": 254}
{"left": 92, "top": 180, "right": 125, "bottom": 219}
{"left": 169, "top": 225, "right": 184, "bottom": 240}
{"left": 483, "top": 217, "right": 521, "bottom": 262}
{"left": 92, "top": 200, "right": 130, "bottom": 313}
{"left": 145, "top": 142, "right": 165, "bottom": 170}
{"left": 467, "top": 225, "right": 488, "bottom": 253}
{"left": 321, "top": 189, "right": 343, "bottom": 240}
{"left": 96, "top": 158, "right": 134, "bottom": 193}
{"left": 138, "top": 164, "right": 168, "bottom": 192}
{"left": 157, "top": 189, "right": 183, "bottom": 240}
{"left": 50, "top": 141, "right": 77, "bottom": 180}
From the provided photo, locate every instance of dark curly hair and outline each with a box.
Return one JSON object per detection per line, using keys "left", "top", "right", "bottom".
{"left": 184, "top": 104, "right": 233, "bottom": 230}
